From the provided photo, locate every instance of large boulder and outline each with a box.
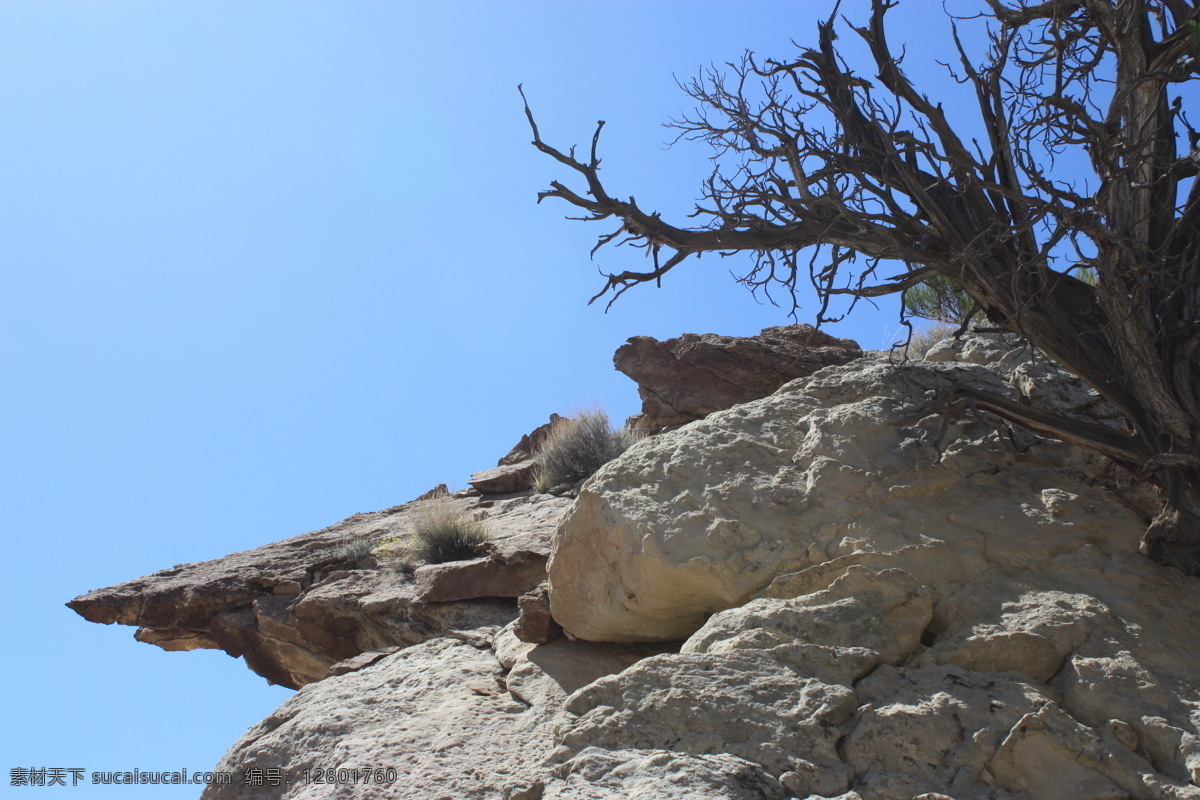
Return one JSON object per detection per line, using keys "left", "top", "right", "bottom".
{"left": 537, "top": 353, "right": 1200, "bottom": 799}
{"left": 74, "top": 329, "right": 1200, "bottom": 799}
{"left": 548, "top": 357, "right": 1146, "bottom": 641}
{"left": 68, "top": 491, "right": 572, "bottom": 688}
{"left": 613, "top": 323, "right": 861, "bottom": 429}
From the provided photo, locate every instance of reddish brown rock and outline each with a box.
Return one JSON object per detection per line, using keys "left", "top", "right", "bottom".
{"left": 467, "top": 415, "right": 566, "bottom": 494}
{"left": 497, "top": 414, "right": 564, "bottom": 466}
{"left": 467, "top": 459, "right": 536, "bottom": 494}
{"left": 614, "top": 324, "right": 861, "bottom": 428}
{"left": 412, "top": 483, "right": 449, "bottom": 502}
{"left": 413, "top": 554, "right": 548, "bottom": 603}
{"left": 325, "top": 647, "right": 401, "bottom": 678}
{"left": 68, "top": 492, "right": 572, "bottom": 689}
{"left": 514, "top": 583, "right": 562, "bottom": 644}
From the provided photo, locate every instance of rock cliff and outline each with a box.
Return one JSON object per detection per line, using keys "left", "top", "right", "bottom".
{"left": 69, "top": 330, "right": 1199, "bottom": 800}
{"left": 68, "top": 489, "right": 571, "bottom": 689}
{"left": 615, "top": 323, "right": 862, "bottom": 430}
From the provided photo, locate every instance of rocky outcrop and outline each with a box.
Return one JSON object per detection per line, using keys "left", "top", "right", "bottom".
{"left": 69, "top": 491, "right": 571, "bottom": 688}
{"left": 469, "top": 415, "right": 565, "bottom": 494}
{"left": 413, "top": 553, "right": 547, "bottom": 603}
{"left": 548, "top": 356, "right": 1147, "bottom": 641}
{"left": 537, "top": 350, "right": 1199, "bottom": 799}
{"left": 467, "top": 461, "right": 538, "bottom": 494}
{"left": 498, "top": 414, "right": 564, "bottom": 466}
{"left": 72, "top": 328, "right": 1200, "bottom": 800}
{"left": 202, "top": 637, "right": 553, "bottom": 800}
{"left": 614, "top": 323, "right": 861, "bottom": 429}
{"left": 514, "top": 583, "right": 562, "bottom": 644}
{"left": 200, "top": 629, "right": 672, "bottom": 800}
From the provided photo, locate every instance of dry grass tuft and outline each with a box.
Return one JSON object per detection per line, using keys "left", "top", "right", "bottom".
{"left": 409, "top": 499, "right": 489, "bottom": 564}
{"left": 531, "top": 406, "right": 638, "bottom": 491}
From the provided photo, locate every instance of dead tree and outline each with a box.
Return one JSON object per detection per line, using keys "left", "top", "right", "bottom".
{"left": 523, "top": 0, "right": 1200, "bottom": 575}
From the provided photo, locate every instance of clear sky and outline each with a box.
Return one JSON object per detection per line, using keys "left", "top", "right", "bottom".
{"left": 2, "top": 2, "right": 966, "bottom": 796}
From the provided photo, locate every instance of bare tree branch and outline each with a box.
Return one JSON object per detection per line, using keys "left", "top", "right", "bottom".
{"left": 524, "top": 0, "right": 1200, "bottom": 574}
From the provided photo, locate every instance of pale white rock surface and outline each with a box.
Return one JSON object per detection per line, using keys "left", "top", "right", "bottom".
{"left": 540, "top": 353, "right": 1199, "bottom": 798}
{"left": 202, "top": 637, "right": 558, "bottom": 800}
{"left": 108, "top": 332, "right": 1200, "bottom": 800}
{"left": 683, "top": 565, "right": 933, "bottom": 667}
{"left": 553, "top": 649, "right": 857, "bottom": 797}
{"left": 508, "top": 748, "right": 787, "bottom": 800}
{"left": 548, "top": 357, "right": 1144, "bottom": 641}
{"left": 201, "top": 628, "right": 678, "bottom": 800}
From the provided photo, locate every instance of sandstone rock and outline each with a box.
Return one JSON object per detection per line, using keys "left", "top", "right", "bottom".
{"left": 202, "top": 637, "right": 559, "bottom": 800}
{"left": 839, "top": 660, "right": 1200, "bottom": 800}
{"left": 613, "top": 323, "right": 861, "bottom": 428}
{"left": 413, "top": 554, "right": 547, "bottom": 603}
{"left": 77, "top": 327, "right": 1200, "bottom": 800}
{"left": 324, "top": 646, "right": 400, "bottom": 678}
{"left": 683, "top": 565, "right": 932, "bottom": 668}
{"left": 548, "top": 357, "right": 1146, "bottom": 641}
{"left": 924, "top": 332, "right": 1127, "bottom": 430}
{"left": 842, "top": 663, "right": 1049, "bottom": 797}
{"left": 514, "top": 583, "right": 562, "bottom": 644}
{"left": 468, "top": 415, "right": 571, "bottom": 494}
{"left": 513, "top": 748, "right": 787, "bottom": 800}
{"left": 922, "top": 579, "right": 1110, "bottom": 683}
{"left": 553, "top": 648, "right": 857, "bottom": 797}
{"left": 922, "top": 330, "right": 1016, "bottom": 365}
{"left": 412, "top": 483, "right": 449, "bottom": 502}
{"left": 69, "top": 491, "right": 571, "bottom": 688}
{"left": 469, "top": 459, "right": 537, "bottom": 494}
{"left": 498, "top": 414, "right": 564, "bottom": 466}
{"left": 989, "top": 703, "right": 1172, "bottom": 800}
{"left": 493, "top": 623, "right": 670, "bottom": 710}
{"left": 539, "top": 352, "right": 1199, "bottom": 799}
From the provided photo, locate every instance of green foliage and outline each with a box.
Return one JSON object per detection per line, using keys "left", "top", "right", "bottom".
{"left": 905, "top": 270, "right": 1098, "bottom": 325}
{"left": 903, "top": 276, "right": 972, "bottom": 324}
{"left": 532, "top": 407, "right": 637, "bottom": 490}
{"left": 903, "top": 323, "right": 958, "bottom": 358}
{"left": 411, "top": 499, "right": 489, "bottom": 564}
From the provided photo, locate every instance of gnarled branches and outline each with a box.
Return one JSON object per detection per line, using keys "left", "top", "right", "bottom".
{"left": 525, "top": 0, "right": 1200, "bottom": 574}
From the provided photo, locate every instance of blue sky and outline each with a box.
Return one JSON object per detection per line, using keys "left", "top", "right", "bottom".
{"left": 1, "top": 2, "right": 964, "bottom": 796}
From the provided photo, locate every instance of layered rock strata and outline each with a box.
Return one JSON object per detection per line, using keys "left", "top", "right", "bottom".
{"left": 69, "top": 491, "right": 571, "bottom": 688}
{"left": 469, "top": 414, "right": 565, "bottom": 494}
{"left": 71, "top": 330, "right": 1200, "bottom": 800}
{"left": 614, "top": 323, "right": 861, "bottom": 429}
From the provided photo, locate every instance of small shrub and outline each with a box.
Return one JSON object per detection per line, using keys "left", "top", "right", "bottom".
{"left": 411, "top": 499, "right": 489, "bottom": 564}
{"left": 532, "top": 406, "right": 637, "bottom": 490}
{"left": 335, "top": 536, "right": 373, "bottom": 565}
